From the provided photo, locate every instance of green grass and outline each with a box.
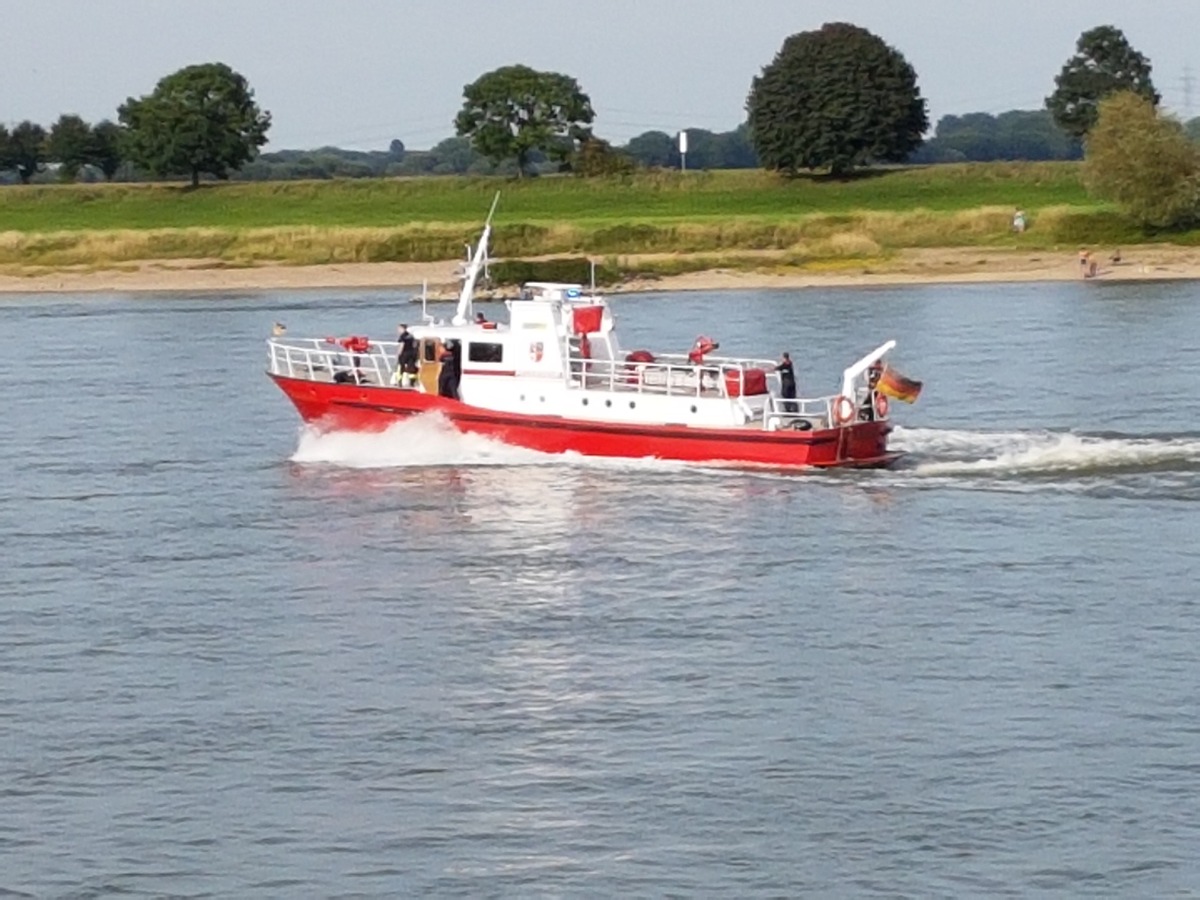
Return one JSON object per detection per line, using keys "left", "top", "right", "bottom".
{"left": 0, "top": 163, "right": 1178, "bottom": 270}
{"left": 0, "top": 164, "right": 1092, "bottom": 231}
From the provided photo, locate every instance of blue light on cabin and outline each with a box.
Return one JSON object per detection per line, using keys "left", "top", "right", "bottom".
{"left": 567, "top": 288, "right": 580, "bottom": 298}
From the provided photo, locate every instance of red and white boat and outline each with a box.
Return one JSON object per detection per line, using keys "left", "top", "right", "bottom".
{"left": 267, "top": 200, "right": 916, "bottom": 469}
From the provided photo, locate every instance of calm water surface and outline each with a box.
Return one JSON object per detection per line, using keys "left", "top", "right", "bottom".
{"left": 2, "top": 281, "right": 1199, "bottom": 897}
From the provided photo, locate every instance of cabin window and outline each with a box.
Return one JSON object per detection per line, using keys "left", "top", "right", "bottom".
{"left": 468, "top": 342, "right": 504, "bottom": 363}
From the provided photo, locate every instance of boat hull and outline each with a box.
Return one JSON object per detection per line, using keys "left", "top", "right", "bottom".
{"left": 269, "top": 374, "right": 898, "bottom": 469}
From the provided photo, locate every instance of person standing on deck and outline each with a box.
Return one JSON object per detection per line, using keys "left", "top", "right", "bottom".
{"left": 776, "top": 352, "right": 797, "bottom": 413}
{"left": 437, "top": 340, "right": 461, "bottom": 399}
{"left": 395, "top": 324, "right": 418, "bottom": 388}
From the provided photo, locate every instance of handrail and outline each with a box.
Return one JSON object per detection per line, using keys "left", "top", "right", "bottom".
{"left": 568, "top": 354, "right": 778, "bottom": 399}
{"left": 760, "top": 395, "right": 836, "bottom": 431}
{"left": 267, "top": 338, "right": 396, "bottom": 386}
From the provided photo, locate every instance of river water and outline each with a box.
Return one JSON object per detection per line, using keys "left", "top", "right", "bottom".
{"left": 2, "top": 280, "right": 1199, "bottom": 897}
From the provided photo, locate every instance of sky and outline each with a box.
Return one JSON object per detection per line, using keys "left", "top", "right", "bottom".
{"left": 3, "top": 0, "right": 1200, "bottom": 152}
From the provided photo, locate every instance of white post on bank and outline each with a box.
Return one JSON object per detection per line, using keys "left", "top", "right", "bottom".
{"left": 679, "top": 130, "right": 688, "bottom": 172}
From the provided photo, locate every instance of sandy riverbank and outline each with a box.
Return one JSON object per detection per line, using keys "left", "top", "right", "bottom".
{"left": 2, "top": 246, "right": 1200, "bottom": 296}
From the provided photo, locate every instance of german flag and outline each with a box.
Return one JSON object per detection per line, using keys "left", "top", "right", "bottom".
{"left": 877, "top": 366, "right": 923, "bottom": 403}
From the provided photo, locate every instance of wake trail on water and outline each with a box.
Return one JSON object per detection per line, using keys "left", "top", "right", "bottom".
{"left": 894, "top": 426, "right": 1200, "bottom": 477}
{"left": 289, "top": 413, "right": 688, "bottom": 474}
{"left": 291, "top": 415, "right": 546, "bottom": 469}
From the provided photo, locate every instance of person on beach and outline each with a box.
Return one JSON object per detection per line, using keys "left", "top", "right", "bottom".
{"left": 1012, "top": 208, "right": 1026, "bottom": 233}
{"left": 776, "top": 352, "right": 797, "bottom": 413}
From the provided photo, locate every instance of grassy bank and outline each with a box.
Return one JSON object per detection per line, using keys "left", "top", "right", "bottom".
{"left": 0, "top": 164, "right": 1184, "bottom": 275}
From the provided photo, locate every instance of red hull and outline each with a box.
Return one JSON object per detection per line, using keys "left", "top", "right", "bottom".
{"left": 269, "top": 374, "right": 897, "bottom": 469}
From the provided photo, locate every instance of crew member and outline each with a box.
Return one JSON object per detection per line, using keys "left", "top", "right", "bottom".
{"left": 437, "top": 340, "right": 460, "bottom": 399}
{"left": 395, "top": 324, "right": 418, "bottom": 388}
{"left": 861, "top": 359, "right": 884, "bottom": 420}
{"left": 776, "top": 351, "right": 797, "bottom": 413}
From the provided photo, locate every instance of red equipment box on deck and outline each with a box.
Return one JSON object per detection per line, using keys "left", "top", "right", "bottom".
{"left": 724, "top": 367, "right": 768, "bottom": 397}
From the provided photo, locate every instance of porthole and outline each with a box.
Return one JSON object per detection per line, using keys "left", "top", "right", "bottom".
{"left": 690, "top": 405, "right": 697, "bottom": 413}
{"left": 605, "top": 399, "right": 612, "bottom": 408}
{"left": 629, "top": 401, "right": 636, "bottom": 409}
{"left": 582, "top": 398, "right": 589, "bottom": 406}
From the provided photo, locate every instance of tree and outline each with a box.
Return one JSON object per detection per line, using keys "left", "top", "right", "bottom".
{"left": 455, "top": 64, "right": 594, "bottom": 176}
{"left": 89, "top": 120, "right": 125, "bottom": 180}
{"left": 8, "top": 121, "right": 48, "bottom": 184}
{"left": 714, "top": 124, "right": 759, "bottom": 169}
{"left": 910, "top": 109, "right": 1081, "bottom": 163}
{"left": 572, "top": 137, "right": 634, "bottom": 176}
{"left": 47, "top": 114, "right": 93, "bottom": 181}
{"left": 746, "top": 22, "right": 927, "bottom": 176}
{"left": 625, "top": 131, "right": 677, "bottom": 168}
{"left": 119, "top": 62, "right": 271, "bottom": 186}
{"left": 428, "top": 136, "right": 484, "bottom": 174}
{"left": 0, "top": 125, "right": 11, "bottom": 176}
{"left": 1046, "top": 25, "right": 1158, "bottom": 140}
{"left": 1082, "top": 91, "right": 1200, "bottom": 229}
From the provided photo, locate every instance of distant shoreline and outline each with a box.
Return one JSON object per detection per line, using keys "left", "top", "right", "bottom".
{"left": 3, "top": 246, "right": 1199, "bottom": 296}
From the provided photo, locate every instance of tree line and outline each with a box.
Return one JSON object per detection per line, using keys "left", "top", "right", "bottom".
{"left": 0, "top": 22, "right": 1188, "bottom": 195}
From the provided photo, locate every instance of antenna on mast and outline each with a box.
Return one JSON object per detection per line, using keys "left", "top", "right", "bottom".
{"left": 452, "top": 192, "right": 501, "bottom": 326}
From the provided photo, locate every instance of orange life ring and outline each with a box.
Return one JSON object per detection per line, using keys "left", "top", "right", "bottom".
{"left": 832, "top": 394, "right": 855, "bottom": 425}
{"left": 874, "top": 392, "right": 890, "bottom": 419}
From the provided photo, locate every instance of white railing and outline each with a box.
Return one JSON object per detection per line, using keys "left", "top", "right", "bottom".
{"left": 267, "top": 338, "right": 399, "bottom": 386}
{"left": 761, "top": 395, "right": 836, "bottom": 431}
{"left": 566, "top": 349, "right": 780, "bottom": 399}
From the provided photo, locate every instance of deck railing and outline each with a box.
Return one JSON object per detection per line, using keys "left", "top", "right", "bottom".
{"left": 760, "top": 395, "right": 836, "bottom": 431}
{"left": 268, "top": 338, "right": 398, "bottom": 385}
{"left": 569, "top": 351, "right": 780, "bottom": 400}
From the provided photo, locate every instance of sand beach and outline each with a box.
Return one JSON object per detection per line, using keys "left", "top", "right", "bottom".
{"left": 2, "top": 245, "right": 1199, "bottom": 296}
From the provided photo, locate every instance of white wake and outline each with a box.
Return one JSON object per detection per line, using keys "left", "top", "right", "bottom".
{"left": 894, "top": 426, "right": 1200, "bottom": 476}
{"left": 290, "top": 414, "right": 548, "bottom": 469}
{"left": 289, "top": 413, "right": 688, "bottom": 474}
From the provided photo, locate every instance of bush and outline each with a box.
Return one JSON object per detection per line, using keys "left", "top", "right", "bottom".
{"left": 1082, "top": 92, "right": 1200, "bottom": 229}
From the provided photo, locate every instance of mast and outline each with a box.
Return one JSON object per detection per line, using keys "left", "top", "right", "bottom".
{"left": 452, "top": 192, "right": 500, "bottom": 326}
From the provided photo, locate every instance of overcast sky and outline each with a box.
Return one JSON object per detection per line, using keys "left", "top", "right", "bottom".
{"left": 3, "top": 0, "right": 1199, "bottom": 151}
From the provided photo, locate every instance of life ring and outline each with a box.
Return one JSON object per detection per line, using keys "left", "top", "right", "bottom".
{"left": 873, "top": 392, "right": 890, "bottom": 419}
{"left": 832, "top": 394, "right": 855, "bottom": 426}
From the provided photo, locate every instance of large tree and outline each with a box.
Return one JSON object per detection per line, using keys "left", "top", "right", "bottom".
{"left": 1046, "top": 25, "right": 1158, "bottom": 140}
{"left": 47, "top": 114, "right": 93, "bottom": 181}
{"left": 1082, "top": 91, "right": 1199, "bottom": 229}
{"left": 8, "top": 121, "right": 48, "bottom": 184}
{"left": 746, "top": 22, "right": 927, "bottom": 176}
{"left": 455, "top": 64, "right": 594, "bottom": 176}
{"left": 119, "top": 62, "right": 270, "bottom": 186}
